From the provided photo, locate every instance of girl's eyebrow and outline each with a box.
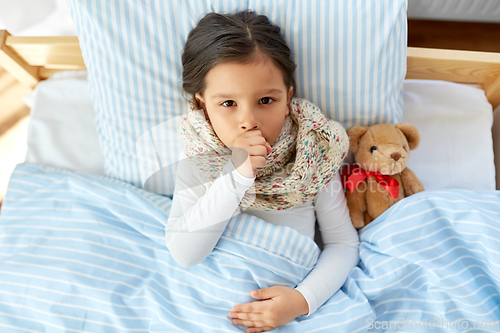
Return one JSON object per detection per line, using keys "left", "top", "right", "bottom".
{"left": 259, "top": 88, "right": 283, "bottom": 95}
{"left": 210, "top": 88, "right": 283, "bottom": 100}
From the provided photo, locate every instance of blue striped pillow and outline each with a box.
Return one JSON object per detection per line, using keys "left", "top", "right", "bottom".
{"left": 68, "top": 0, "right": 407, "bottom": 196}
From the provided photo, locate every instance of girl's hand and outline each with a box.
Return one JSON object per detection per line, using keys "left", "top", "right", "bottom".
{"left": 228, "top": 286, "right": 309, "bottom": 333}
{"left": 231, "top": 130, "right": 272, "bottom": 178}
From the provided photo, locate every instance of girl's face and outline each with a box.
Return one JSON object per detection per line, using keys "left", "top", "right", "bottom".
{"left": 195, "top": 54, "right": 293, "bottom": 148}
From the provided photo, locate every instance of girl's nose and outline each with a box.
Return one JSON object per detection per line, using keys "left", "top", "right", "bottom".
{"left": 239, "top": 107, "right": 260, "bottom": 130}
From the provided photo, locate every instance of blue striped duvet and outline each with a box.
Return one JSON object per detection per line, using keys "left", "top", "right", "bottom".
{"left": 1, "top": 163, "right": 499, "bottom": 332}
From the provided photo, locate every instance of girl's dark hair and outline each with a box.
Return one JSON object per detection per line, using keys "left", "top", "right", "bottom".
{"left": 182, "top": 10, "right": 296, "bottom": 107}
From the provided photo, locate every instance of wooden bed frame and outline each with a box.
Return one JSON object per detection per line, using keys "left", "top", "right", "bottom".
{"left": 1, "top": 29, "right": 500, "bottom": 110}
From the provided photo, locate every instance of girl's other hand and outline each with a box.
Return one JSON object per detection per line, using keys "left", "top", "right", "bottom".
{"left": 227, "top": 286, "right": 309, "bottom": 332}
{"left": 231, "top": 130, "right": 272, "bottom": 178}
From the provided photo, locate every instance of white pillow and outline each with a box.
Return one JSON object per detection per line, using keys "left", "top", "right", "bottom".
{"left": 24, "top": 71, "right": 105, "bottom": 175}
{"left": 402, "top": 79, "right": 495, "bottom": 191}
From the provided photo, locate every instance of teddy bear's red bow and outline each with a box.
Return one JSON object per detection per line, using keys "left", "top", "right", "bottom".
{"left": 341, "top": 165, "right": 400, "bottom": 199}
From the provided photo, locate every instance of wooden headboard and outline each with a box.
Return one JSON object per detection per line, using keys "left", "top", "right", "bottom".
{"left": 1, "top": 29, "right": 500, "bottom": 109}
{"left": 0, "top": 30, "right": 85, "bottom": 87}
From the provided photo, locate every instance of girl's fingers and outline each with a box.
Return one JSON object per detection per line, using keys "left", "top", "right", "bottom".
{"left": 251, "top": 156, "right": 266, "bottom": 169}
{"left": 235, "top": 301, "right": 266, "bottom": 315}
{"left": 232, "top": 319, "right": 266, "bottom": 328}
{"left": 229, "top": 310, "right": 264, "bottom": 321}
{"left": 247, "top": 326, "right": 274, "bottom": 333}
{"left": 247, "top": 329, "right": 263, "bottom": 333}
{"left": 245, "top": 135, "right": 267, "bottom": 146}
{"left": 265, "top": 144, "right": 272, "bottom": 155}
{"left": 247, "top": 145, "right": 267, "bottom": 157}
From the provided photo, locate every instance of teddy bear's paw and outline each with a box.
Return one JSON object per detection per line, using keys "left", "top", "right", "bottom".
{"left": 350, "top": 211, "right": 371, "bottom": 229}
{"left": 351, "top": 216, "right": 366, "bottom": 230}
{"left": 409, "top": 183, "right": 425, "bottom": 195}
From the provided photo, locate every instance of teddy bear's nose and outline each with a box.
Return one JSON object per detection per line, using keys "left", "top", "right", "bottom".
{"left": 391, "top": 152, "right": 401, "bottom": 161}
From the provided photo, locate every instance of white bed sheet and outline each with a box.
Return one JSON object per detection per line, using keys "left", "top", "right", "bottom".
{"left": 23, "top": 75, "right": 497, "bottom": 191}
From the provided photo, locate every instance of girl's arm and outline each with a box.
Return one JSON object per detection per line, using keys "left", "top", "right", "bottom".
{"left": 294, "top": 172, "right": 360, "bottom": 316}
{"left": 165, "top": 151, "right": 255, "bottom": 268}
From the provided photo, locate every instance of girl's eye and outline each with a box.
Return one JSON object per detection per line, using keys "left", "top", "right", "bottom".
{"left": 260, "top": 97, "right": 274, "bottom": 105}
{"left": 221, "top": 100, "right": 236, "bottom": 107}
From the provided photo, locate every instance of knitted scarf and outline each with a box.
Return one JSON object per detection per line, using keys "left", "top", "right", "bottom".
{"left": 179, "top": 97, "right": 349, "bottom": 211}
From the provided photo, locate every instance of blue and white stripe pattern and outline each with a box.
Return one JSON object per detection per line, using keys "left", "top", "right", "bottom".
{"left": 352, "top": 189, "right": 500, "bottom": 332}
{"left": 67, "top": 0, "right": 407, "bottom": 195}
{"left": 1, "top": 164, "right": 499, "bottom": 332}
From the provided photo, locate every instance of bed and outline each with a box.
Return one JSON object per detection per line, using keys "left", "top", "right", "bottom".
{"left": 1, "top": 1, "right": 500, "bottom": 332}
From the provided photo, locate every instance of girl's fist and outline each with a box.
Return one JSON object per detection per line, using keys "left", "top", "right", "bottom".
{"left": 231, "top": 130, "right": 271, "bottom": 178}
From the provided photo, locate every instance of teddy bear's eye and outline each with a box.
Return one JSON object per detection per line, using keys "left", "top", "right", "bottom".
{"left": 370, "top": 146, "right": 377, "bottom": 153}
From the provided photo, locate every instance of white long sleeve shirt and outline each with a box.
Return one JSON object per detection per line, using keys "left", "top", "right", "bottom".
{"left": 165, "top": 151, "right": 360, "bottom": 316}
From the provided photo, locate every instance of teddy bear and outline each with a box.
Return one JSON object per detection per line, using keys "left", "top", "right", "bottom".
{"left": 341, "top": 123, "right": 425, "bottom": 229}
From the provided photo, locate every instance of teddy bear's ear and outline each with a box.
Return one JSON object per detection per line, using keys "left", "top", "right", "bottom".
{"left": 395, "top": 122, "right": 421, "bottom": 150}
{"left": 346, "top": 125, "right": 369, "bottom": 153}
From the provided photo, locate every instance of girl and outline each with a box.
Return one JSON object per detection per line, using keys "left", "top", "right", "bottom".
{"left": 165, "top": 10, "right": 360, "bottom": 333}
